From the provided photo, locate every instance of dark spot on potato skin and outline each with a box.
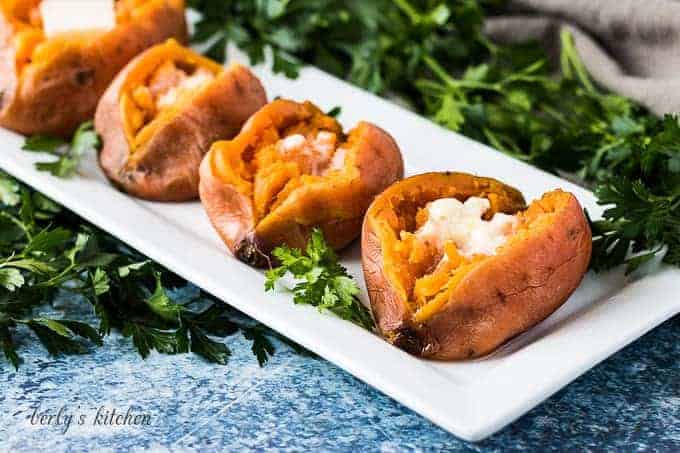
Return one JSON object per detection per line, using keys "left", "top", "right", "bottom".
{"left": 392, "top": 325, "right": 440, "bottom": 357}
{"left": 0, "top": 91, "right": 4, "bottom": 110}
{"left": 496, "top": 289, "right": 507, "bottom": 303}
{"left": 392, "top": 326, "right": 424, "bottom": 355}
{"left": 568, "top": 227, "right": 580, "bottom": 240}
{"left": 75, "top": 69, "right": 95, "bottom": 86}
{"left": 236, "top": 235, "right": 272, "bottom": 268}
{"left": 232, "top": 78, "right": 245, "bottom": 95}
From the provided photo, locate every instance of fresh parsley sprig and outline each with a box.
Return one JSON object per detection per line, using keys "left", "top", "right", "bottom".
{"left": 265, "top": 229, "right": 374, "bottom": 330}
{"left": 22, "top": 121, "right": 100, "bottom": 178}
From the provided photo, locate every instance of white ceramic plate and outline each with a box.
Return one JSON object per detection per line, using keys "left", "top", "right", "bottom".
{"left": 1, "top": 60, "right": 678, "bottom": 442}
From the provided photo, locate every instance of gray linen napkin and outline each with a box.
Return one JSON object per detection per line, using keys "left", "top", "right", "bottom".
{"left": 485, "top": 0, "right": 680, "bottom": 115}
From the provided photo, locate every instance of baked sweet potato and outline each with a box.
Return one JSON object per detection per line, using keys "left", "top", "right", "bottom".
{"left": 96, "top": 40, "right": 267, "bottom": 201}
{"left": 200, "top": 99, "right": 404, "bottom": 267}
{"left": 0, "top": 0, "right": 187, "bottom": 136}
{"left": 362, "top": 172, "right": 592, "bottom": 360}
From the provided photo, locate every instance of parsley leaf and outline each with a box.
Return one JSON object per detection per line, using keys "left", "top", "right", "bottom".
{"left": 189, "top": 325, "right": 231, "bottom": 365}
{"left": 90, "top": 268, "right": 110, "bottom": 296}
{"left": 23, "top": 121, "right": 100, "bottom": 178}
{"left": 0, "top": 268, "right": 24, "bottom": 291}
{"left": 22, "top": 319, "right": 92, "bottom": 356}
{"left": 22, "top": 135, "right": 67, "bottom": 152}
{"left": 123, "top": 323, "right": 189, "bottom": 358}
{"left": 242, "top": 326, "right": 276, "bottom": 366}
{"left": 0, "top": 324, "right": 20, "bottom": 369}
{"left": 266, "top": 228, "right": 374, "bottom": 330}
{"left": 326, "top": 106, "right": 342, "bottom": 118}
{"left": 145, "top": 273, "right": 183, "bottom": 322}
{"left": 0, "top": 175, "right": 20, "bottom": 206}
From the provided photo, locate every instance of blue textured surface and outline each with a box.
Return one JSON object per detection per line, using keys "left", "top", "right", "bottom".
{"left": 2, "top": 290, "right": 679, "bottom": 452}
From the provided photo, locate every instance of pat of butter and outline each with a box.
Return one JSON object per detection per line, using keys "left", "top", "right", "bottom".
{"left": 40, "top": 0, "right": 116, "bottom": 38}
{"left": 416, "top": 197, "right": 517, "bottom": 257}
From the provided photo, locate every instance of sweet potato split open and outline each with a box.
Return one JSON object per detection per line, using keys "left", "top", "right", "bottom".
{"left": 200, "top": 99, "right": 404, "bottom": 266}
{"left": 1, "top": 0, "right": 187, "bottom": 136}
{"left": 96, "top": 39, "right": 266, "bottom": 201}
{"left": 212, "top": 102, "right": 350, "bottom": 224}
{"left": 362, "top": 172, "right": 592, "bottom": 359}
{"left": 375, "top": 188, "right": 576, "bottom": 323}
{"left": 366, "top": 173, "right": 524, "bottom": 322}
{"left": 119, "top": 40, "right": 222, "bottom": 152}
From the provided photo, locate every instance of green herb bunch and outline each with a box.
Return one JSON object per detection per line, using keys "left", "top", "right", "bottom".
{"left": 0, "top": 173, "right": 299, "bottom": 369}
{"left": 266, "top": 229, "right": 374, "bottom": 330}
{"left": 190, "top": 0, "right": 680, "bottom": 272}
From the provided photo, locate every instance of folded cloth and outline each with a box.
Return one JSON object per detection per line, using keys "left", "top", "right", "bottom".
{"left": 484, "top": 0, "right": 680, "bottom": 115}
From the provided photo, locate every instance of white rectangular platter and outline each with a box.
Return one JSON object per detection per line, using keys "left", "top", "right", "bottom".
{"left": 1, "top": 60, "right": 679, "bottom": 442}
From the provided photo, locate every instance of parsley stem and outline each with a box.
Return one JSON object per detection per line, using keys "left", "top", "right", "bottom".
{"left": 423, "top": 55, "right": 501, "bottom": 92}
{"left": 0, "top": 211, "right": 31, "bottom": 241}
{"left": 560, "top": 29, "right": 596, "bottom": 94}
{"left": 392, "top": 0, "right": 421, "bottom": 25}
{"left": 35, "top": 263, "right": 76, "bottom": 288}
{"left": 422, "top": 54, "right": 455, "bottom": 85}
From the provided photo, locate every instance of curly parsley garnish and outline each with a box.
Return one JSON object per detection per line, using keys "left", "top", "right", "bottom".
{"left": 265, "top": 229, "right": 375, "bottom": 330}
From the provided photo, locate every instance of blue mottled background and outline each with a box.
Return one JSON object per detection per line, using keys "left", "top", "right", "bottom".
{"left": 2, "top": 285, "right": 679, "bottom": 451}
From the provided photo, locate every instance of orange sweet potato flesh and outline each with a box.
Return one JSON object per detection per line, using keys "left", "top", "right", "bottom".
{"left": 96, "top": 40, "right": 267, "bottom": 201}
{"left": 200, "top": 99, "right": 404, "bottom": 267}
{"left": 0, "top": 0, "right": 187, "bottom": 136}
{"left": 362, "top": 172, "right": 592, "bottom": 360}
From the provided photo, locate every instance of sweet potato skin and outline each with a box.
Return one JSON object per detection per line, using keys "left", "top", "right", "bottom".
{"left": 0, "top": 0, "right": 187, "bottom": 137}
{"left": 199, "top": 99, "right": 404, "bottom": 267}
{"left": 362, "top": 172, "right": 592, "bottom": 360}
{"left": 96, "top": 46, "right": 267, "bottom": 201}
